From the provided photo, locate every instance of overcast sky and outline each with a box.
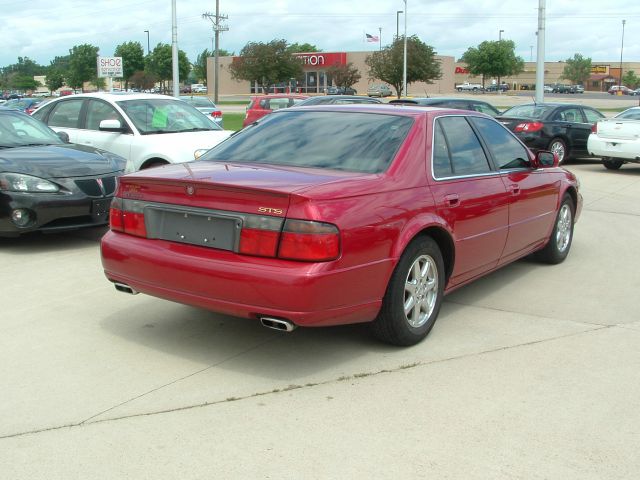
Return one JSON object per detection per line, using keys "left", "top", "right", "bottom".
{"left": 1, "top": 0, "right": 638, "bottom": 68}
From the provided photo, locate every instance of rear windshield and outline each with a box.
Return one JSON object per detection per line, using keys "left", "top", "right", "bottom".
{"left": 200, "top": 110, "right": 414, "bottom": 174}
{"left": 616, "top": 109, "right": 640, "bottom": 120}
{"left": 501, "top": 105, "right": 554, "bottom": 119}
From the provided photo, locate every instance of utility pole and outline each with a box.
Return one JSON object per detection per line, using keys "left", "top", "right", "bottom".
{"left": 203, "top": 1, "right": 229, "bottom": 103}
{"left": 378, "top": 27, "right": 382, "bottom": 51}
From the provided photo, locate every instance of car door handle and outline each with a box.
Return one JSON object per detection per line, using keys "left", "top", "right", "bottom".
{"left": 444, "top": 194, "right": 460, "bottom": 206}
{"left": 508, "top": 184, "right": 520, "bottom": 195}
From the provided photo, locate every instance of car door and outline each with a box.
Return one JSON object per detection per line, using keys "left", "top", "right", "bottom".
{"left": 36, "top": 98, "right": 85, "bottom": 144}
{"left": 470, "top": 116, "right": 560, "bottom": 264}
{"left": 551, "top": 106, "right": 591, "bottom": 154}
{"left": 75, "top": 99, "right": 133, "bottom": 161}
{"left": 428, "top": 115, "right": 510, "bottom": 286}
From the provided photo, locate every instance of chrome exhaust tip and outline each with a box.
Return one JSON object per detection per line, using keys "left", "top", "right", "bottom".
{"left": 114, "top": 282, "right": 139, "bottom": 295}
{"left": 260, "top": 317, "right": 297, "bottom": 332}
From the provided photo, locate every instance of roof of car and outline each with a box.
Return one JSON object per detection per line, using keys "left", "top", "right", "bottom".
{"left": 250, "top": 94, "right": 308, "bottom": 100}
{"left": 297, "top": 95, "right": 382, "bottom": 105}
{"left": 286, "top": 104, "right": 489, "bottom": 119}
{"left": 46, "top": 92, "right": 178, "bottom": 101}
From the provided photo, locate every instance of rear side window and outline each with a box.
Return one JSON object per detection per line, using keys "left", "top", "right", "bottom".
{"left": 470, "top": 117, "right": 530, "bottom": 169}
{"left": 432, "top": 116, "right": 491, "bottom": 177}
{"left": 47, "top": 100, "right": 83, "bottom": 128}
{"left": 202, "top": 111, "right": 414, "bottom": 174}
{"left": 471, "top": 103, "right": 500, "bottom": 116}
{"left": 583, "top": 108, "right": 605, "bottom": 123}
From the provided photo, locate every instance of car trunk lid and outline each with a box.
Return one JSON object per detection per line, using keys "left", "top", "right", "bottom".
{"left": 595, "top": 118, "right": 640, "bottom": 140}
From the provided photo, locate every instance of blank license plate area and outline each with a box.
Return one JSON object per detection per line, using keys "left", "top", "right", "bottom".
{"left": 92, "top": 198, "right": 112, "bottom": 216}
{"left": 145, "top": 208, "right": 239, "bottom": 250}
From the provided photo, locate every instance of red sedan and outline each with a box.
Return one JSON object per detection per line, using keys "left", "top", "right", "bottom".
{"left": 101, "top": 105, "right": 582, "bottom": 346}
{"left": 242, "top": 94, "right": 308, "bottom": 127}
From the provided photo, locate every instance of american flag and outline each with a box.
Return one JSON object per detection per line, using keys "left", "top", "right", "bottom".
{"left": 366, "top": 33, "right": 379, "bottom": 43}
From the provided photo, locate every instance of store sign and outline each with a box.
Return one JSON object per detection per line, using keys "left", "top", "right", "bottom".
{"left": 294, "top": 52, "right": 347, "bottom": 68}
{"left": 455, "top": 66, "right": 470, "bottom": 74}
{"left": 97, "top": 56, "right": 123, "bottom": 78}
{"left": 591, "top": 65, "right": 609, "bottom": 74}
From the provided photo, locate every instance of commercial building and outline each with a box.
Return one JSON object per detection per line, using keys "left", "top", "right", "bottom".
{"left": 208, "top": 50, "right": 639, "bottom": 95}
{"left": 208, "top": 51, "right": 455, "bottom": 96}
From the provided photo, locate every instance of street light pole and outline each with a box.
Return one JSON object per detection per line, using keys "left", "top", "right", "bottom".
{"left": 403, "top": 0, "right": 407, "bottom": 97}
{"left": 498, "top": 30, "right": 504, "bottom": 90}
{"left": 144, "top": 30, "right": 150, "bottom": 55}
{"left": 396, "top": 10, "right": 403, "bottom": 39}
{"left": 619, "top": 19, "right": 626, "bottom": 89}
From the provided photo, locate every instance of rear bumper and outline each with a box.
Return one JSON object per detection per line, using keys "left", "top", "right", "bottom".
{"left": 587, "top": 137, "right": 640, "bottom": 162}
{"left": 101, "top": 231, "right": 392, "bottom": 327}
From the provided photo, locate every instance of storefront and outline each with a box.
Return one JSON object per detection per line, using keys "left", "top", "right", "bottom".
{"left": 245, "top": 52, "right": 348, "bottom": 94}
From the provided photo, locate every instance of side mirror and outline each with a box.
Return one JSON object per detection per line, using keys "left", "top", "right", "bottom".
{"left": 99, "top": 119, "right": 125, "bottom": 132}
{"left": 535, "top": 150, "right": 559, "bottom": 168}
{"left": 56, "top": 131, "right": 70, "bottom": 143}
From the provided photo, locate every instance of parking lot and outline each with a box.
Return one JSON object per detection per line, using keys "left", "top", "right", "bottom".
{"left": 1, "top": 158, "right": 639, "bottom": 478}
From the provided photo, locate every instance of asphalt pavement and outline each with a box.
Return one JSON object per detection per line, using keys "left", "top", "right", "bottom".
{"left": 1, "top": 155, "right": 639, "bottom": 477}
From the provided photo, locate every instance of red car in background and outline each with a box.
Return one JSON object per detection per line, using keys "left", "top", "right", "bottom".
{"left": 101, "top": 106, "right": 582, "bottom": 346}
{"left": 242, "top": 94, "right": 308, "bottom": 127}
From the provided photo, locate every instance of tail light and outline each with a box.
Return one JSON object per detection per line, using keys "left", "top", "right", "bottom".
{"left": 109, "top": 198, "right": 147, "bottom": 237}
{"left": 211, "top": 110, "right": 222, "bottom": 119}
{"left": 514, "top": 121, "right": 544, "bottom": 133}
{"left": 110, "top": 196, "right": 340, "bottom": 262}
{"left": 26, "top": 108, "right": 36, "bottom": 115}
{"left": 278, "top": 220, "right": 340, "bottom": 262}
{"left": 591, "top": 123, "right": 598, "bottom": 134}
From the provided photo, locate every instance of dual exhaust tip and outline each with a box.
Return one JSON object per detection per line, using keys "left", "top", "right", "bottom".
{"left": 112, "top": 283, "right": 297, "bottom": 333}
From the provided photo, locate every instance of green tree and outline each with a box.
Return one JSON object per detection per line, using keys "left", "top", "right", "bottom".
{"left": 45, "top": 70, "right": 65, "bottom": 92}
{"left": 114, "top": 41, "right": 145, "bottom": 90}
{"left": 3, "top": 57, "right": 45, "bottom": 76}
{"left": 327, "top": 62, "right": 361, "bottom": 89}
{"left": 145, "top": 43, "right": 190, "bottom": 92}
{"left": 622, "top": 70, "right": 639, "bottom": 89}
{"left": 228, "top": 39, "right": 303, "bottom": 94}
{"left": 193, "top": 49, "right": 211, "bottom": 84}
{"left": 561, "top": 53, "right": 592, "bottom": 85}
{"left": 287, "top": 43, "right": 321, "bottom": 53}
{"left": 129, "top": 70, "right": 157, "bottom": 90}
{"left": 67, "top": 44, "right": 100, "bottom": 91}
{"left": 365, "top": 35, "right": 441, "bottom": 98}
{"left": 460, "top": 40, "right": 524, "bottom": 87}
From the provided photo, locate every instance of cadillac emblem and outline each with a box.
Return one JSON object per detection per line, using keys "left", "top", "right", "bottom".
{"left": 186, "top": 185, "right": 195, "bottom": 196}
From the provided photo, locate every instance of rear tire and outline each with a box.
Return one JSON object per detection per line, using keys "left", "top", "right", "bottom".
{"left": 372, "top": 237, "right": 445, "bottom": 346}
{"left": 603, "top": 158, "right": 623, "bottom": 170}
{"left": 535, "top": 194, "right": 574, "bottom": 264}
{"left": 549, "top": 138, "right": 568, "bottom": 165}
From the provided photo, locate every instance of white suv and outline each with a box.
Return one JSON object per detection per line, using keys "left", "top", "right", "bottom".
{"left": 32, "top": 92, "right": 232, "bottom": 172}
